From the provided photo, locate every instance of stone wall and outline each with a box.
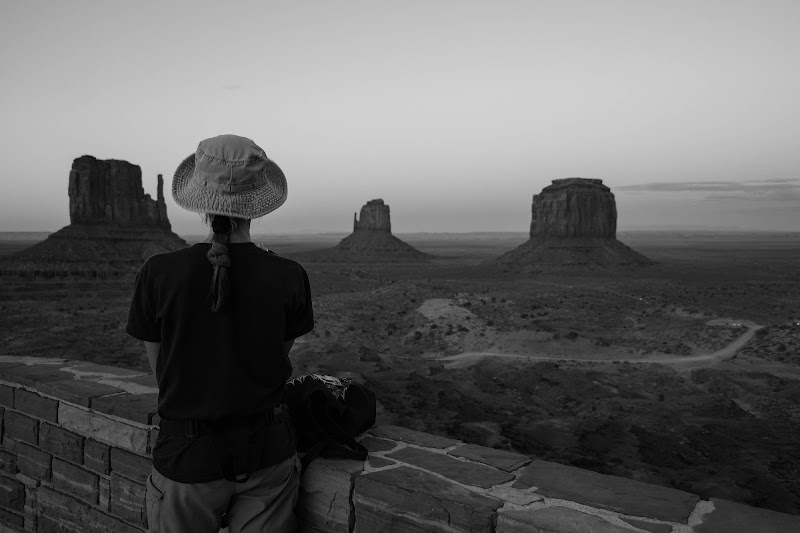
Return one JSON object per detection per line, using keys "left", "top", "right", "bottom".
{"left": 0, "top": 357, "right": 797, "bottom": 533}
{"left": 0, "top": 357, "right": 157, "bottom": 532}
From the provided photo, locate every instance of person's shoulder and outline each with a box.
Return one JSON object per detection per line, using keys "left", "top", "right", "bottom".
{"left": 141, "top": 244, "right": 202, "bottom": 270}
{"left": 250, "top": 246, "right": 308, "bottom": 273}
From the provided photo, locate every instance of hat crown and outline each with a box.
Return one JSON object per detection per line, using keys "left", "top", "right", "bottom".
{"left": 198, "top": 134, "right": 264, "bottom": 163}
{"left": 195, "top": 135, "right": 268, "bottom": 193}
{"left": 172, "top": 133, "right": 287, "bottom": 220}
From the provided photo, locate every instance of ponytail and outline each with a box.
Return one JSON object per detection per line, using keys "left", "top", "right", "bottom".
{"left": 206, "top": 215, "right": 236, "bottom": 312}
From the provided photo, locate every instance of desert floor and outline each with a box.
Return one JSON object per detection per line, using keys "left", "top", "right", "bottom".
{"left": 1, "top": 231, "right": 799, "bottom": 514}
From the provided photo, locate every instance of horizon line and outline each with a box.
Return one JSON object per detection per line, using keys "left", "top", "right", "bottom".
{"left": 2, "top": 225, "right": 800, "bottom": 238}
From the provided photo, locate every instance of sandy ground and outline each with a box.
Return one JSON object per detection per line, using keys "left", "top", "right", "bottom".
{"left": 1, "top": 231, "right": 799, "bottom": 514}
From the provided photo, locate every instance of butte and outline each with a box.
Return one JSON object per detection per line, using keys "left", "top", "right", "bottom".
{"left": 304, "top": 199, "right": 429, "bottom": 263}
{"left": 495, "top": 178, "right": 652, "bottom": 270}
{"left": 1, "top": 156, "right": 187, "bottom": 278}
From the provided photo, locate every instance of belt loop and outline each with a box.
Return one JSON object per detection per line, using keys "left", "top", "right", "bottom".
{"left": 186, "top": 419, "right": 198, "bottom": 438}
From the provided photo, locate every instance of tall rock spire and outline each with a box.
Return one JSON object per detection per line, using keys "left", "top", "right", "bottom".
{"left": 156, "top": 174, "right": 170, "bottom": 229}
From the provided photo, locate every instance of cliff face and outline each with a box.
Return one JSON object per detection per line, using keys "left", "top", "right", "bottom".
{"left": 497, "top": 178, "right": 651, "bottom": 270}
{"left": 1, "top": 155, "right": 186, "bottom": 278}
{"left": 69, "top": 156, "right": 170, "bottom": 229}
{"left": 354, "top": 199, "right": 391, "bottom": 233}
{"left": 530, "top": 178, "right": 616, "bottom": 239}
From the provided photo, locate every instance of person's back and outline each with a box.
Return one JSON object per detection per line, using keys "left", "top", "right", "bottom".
{"left": 127, "top": 134, "right": 314, "bottom": 532}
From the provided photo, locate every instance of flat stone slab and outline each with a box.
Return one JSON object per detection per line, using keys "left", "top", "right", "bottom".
{"left": 387, "top": 446, "right": 512, "bottom": 488}
{"left": 118, "top": 374, "right": 157, "bottom": 387}
{"left": 370, "top": 425, "right": 460, "bottom": 449}
{"left": 36, "top": 379, "right": 123, "bottom": 407}
{"left": 498, "top": 506, "right": 634, "bottom": 533}
{"left": 90, "top": 393, "right": 158, "bottom": 425}
{"left": 513, "top": 460, "right": 698, "bottom": 522}
{"left": 353, "top": 506, "right": 453, "bottom": 533}
{"left": 61, "top": 364, "right": 156, "bottom": 395}
{"left": 66, "top": 363, "right": 144, "bottom": 378}
{"left": 0, "top": 364, "right": 75, "bottom": 387}
{"left": 359, "top": 436, "right": 397, "bottom": 452}
{"left": 489, "top": 486, "right": 542, "bottom": 506}
{"left": 449, "top": 443, "right": 530, "bottom": 472}
{"left": 695, "top": 498, "right": 800, "bottom": 533}
{"left": 355, "top": 466, "right": 501, "bottom": 533}
{"left": 0, "top": 358, "right": 155, "bottom": 399}
{"left": 367, "top": 456, "right": 395, "bottom": 468}
{"left": 0, "top": 356, "right": 66, "bottom": 367}
{"left": 298, "top": 458, "right": 363, "bottom": 533}
{"left": 621, "top": 517, "right": 674, "bottom": 533}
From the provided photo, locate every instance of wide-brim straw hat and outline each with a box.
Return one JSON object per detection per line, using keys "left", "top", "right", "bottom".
{"left": 172, "top": 134, "right": 287, "bottom": 219}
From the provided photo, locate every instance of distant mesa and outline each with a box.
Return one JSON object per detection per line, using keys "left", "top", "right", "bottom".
{"left": 68, "top": 156, "right": 172, "bottom": 228}
{"left": 529, "top": 178, "right": 616, "bottom": 239}
{"left": 353, "top": 199, "right": 392, "bottom": 233}
{"left": 495, "top": 178, "right": 652, "bottom": 269}
{"left": 302, "top": 199, "right": 430, "bottom": 262}
{"left": 1, "top": 156, "right": 187, "bottom": 278}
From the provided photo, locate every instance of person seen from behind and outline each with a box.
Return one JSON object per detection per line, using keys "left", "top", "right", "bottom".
{"left": 126, "top": 134, "right": 314, "bottom": 532}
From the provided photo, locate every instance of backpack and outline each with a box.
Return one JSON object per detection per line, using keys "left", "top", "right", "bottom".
{"left": 284, "top": 374, "right": 377, "bottom": 471}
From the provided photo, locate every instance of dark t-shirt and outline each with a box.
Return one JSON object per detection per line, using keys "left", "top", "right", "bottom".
{"left": 126, "top": 242, "right": 314, "bottom": 482}
{"left": 127, "top": 242, "right": 314, "bottom": 421}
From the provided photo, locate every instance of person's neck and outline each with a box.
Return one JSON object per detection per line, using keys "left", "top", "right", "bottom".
{"left": 203, "top": 226, "right": 252, "bottom": 244}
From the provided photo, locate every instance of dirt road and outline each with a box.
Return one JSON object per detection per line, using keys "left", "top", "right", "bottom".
{"left": 439, "top": 319, "right": 762, "bottom": 369}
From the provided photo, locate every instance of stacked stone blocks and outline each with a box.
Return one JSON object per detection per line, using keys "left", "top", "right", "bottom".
{"left": 0, "top": 357, "right": 797, "bottom": 533}
{"left": 297, "top": 427, "right": 800, "bottom": 533}
{"left": 0, "top": 360, "right": 157, "bottom": 533}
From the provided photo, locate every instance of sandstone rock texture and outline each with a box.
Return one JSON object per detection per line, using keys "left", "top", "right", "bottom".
{"left": 497, "top": 178, "right": 651, "bottom": 270}
{"left": 1, "top": 156, "right": 186, "bottom": 278}
{"left": 530, "top": 178, "right": 616, "bottom": 238}
{"left": 1, "top": 359, "right": 797, "bottom": 533}
{"left": 69, "top": 156, "right": 170, "bottom": 228}
{"left": 302, "top": 199, "right": 429, "bottom": 263}
{"left": 354, "top": 199, "right": 391, "bottom": 233}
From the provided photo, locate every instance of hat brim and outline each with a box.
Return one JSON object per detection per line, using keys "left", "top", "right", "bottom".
{"left": 171, "top": 153, "right": 288, "bottom": 219}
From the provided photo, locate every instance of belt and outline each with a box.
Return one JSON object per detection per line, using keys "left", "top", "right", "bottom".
{"left": 159, "top": 405, "right": 287, "bottom": 438}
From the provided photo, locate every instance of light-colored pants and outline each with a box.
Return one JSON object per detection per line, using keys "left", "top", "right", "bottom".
{"left": 145, "top": 453, "right": 302, "bottom": 533}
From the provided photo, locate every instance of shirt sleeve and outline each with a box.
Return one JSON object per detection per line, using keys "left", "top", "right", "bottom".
{"left": 126, "top": 261, "right": 161, "bottom": 342}
{"left": 285, "top": 264, "right": 315, "bottom": 341}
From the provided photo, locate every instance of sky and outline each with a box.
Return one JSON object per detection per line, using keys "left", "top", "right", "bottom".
{"left": 1, "top": 0, "right": 798, "bottom": 235}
